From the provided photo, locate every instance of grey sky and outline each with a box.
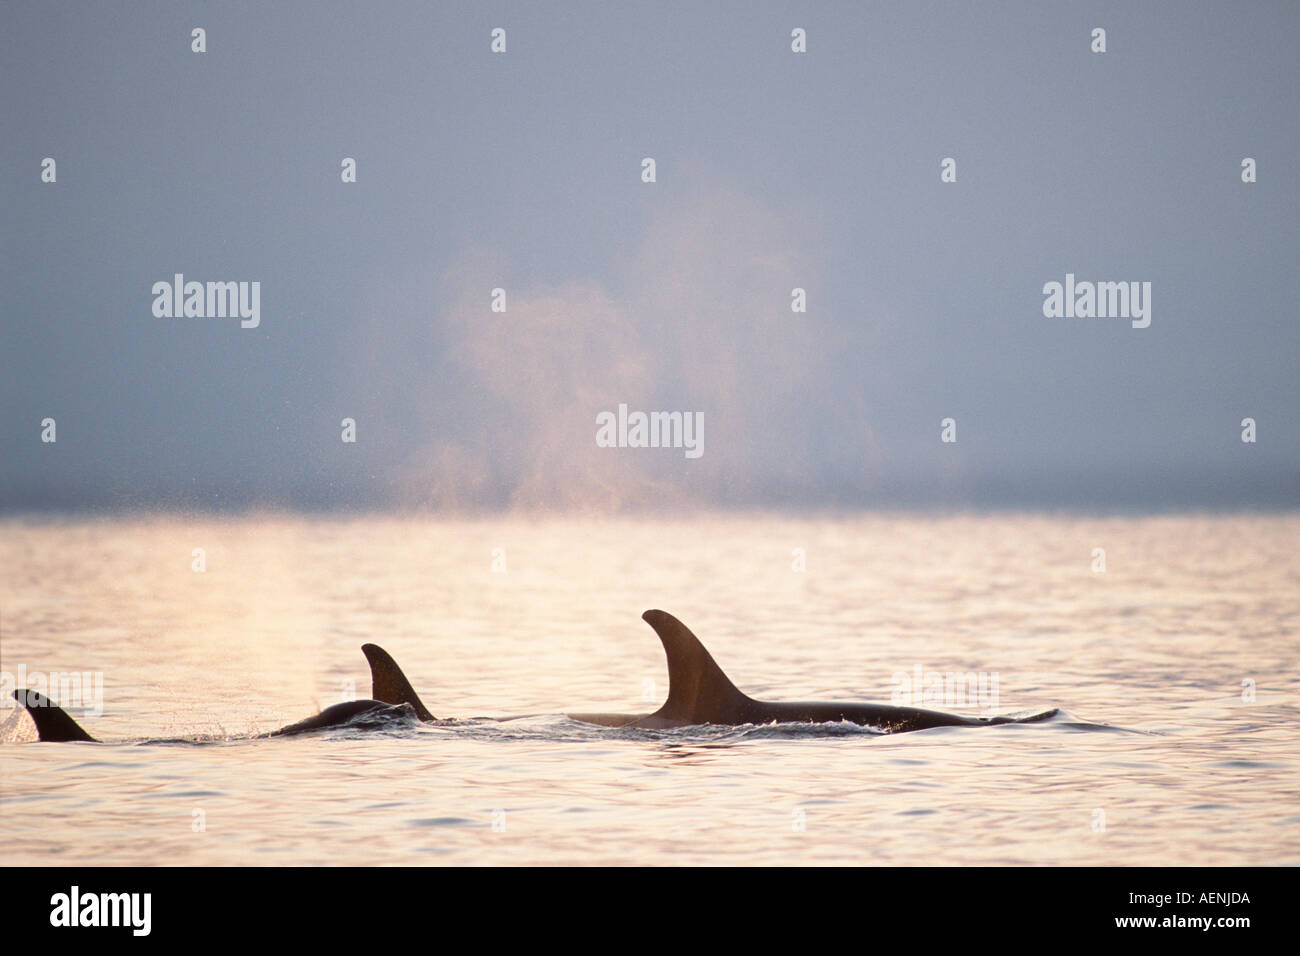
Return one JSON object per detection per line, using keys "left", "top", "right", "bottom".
{"left": 2, "top": 1, "right": 1297, "bottom": 512}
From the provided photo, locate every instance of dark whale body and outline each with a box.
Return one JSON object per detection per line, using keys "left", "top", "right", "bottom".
{"left": 11, "top": 612, "right": 1061, "bottom": 740}
{"left": 10, "top": 642, "right": 439, "bottom": 743}
{"left": 10, "top": 688, "right": 416, "bottom": 742}
{"left": 567, "top": 610, "right": 1059, "bottom": 732}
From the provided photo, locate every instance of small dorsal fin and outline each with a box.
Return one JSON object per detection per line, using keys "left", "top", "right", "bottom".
{"left": 12, "top": 689, "right": 97, "bottom": 742}
{"left": 361, "top": 644, "right": 436, "bottom": 722}
{"left": 642, "top": 610, "right": 754, "bottom": 725}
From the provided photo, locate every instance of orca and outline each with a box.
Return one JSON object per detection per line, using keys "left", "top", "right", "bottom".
{"left": 10, "top": 642, "right": 439, "bottom": 742}
{"left": 567, "top": 610, "right": 1060, "bottom": 732}
{"left": 9, "top": 689, "right": 418, "bottom": 742}
{"left": 362, "top": 642, "right": 437, "bottom": 721}
{"left": 9, "top": 617, "right": 1063, "bottom": 740}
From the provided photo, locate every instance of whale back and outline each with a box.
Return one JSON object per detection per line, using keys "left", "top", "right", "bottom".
{"left": 362, "top": 643, "right": 436, "bottom": 722}
{"left": 268, "top": 699, "right": 415, "bottom": 736}
{"left": 641, "top": 610, "right": 756, "bottom": 726}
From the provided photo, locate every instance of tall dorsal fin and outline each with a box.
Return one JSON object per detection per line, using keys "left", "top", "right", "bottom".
{"left": 361, "top": 644, "right": 436, "bottom": 722}
{"left": 11, "top": 690, "right": 97, "bottom": 742}
{"left": 642, "top": 610, "right": 754, "bottom": 725}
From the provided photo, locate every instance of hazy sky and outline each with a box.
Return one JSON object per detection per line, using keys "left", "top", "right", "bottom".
{"left": 2, "top": 1, "right": 1296, "bottom": 512}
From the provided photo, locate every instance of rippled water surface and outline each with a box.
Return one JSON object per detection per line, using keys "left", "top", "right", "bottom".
{"left": 2, "top": 513, "right": 1297, "bottom": 865}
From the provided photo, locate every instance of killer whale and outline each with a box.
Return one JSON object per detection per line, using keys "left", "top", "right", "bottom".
{"left": 362, "top": 642, "right": 437, "bottom": 721}
{"left": 567, "top": 610, "right": 1060, "bottom": 732}
{"left": 10, "top": 642, "right": 439, "bottom": 742}
{"left": 10, "top": 616, "right": 1062, "bottom": 740}
{"left": 9, "top": 689, "right": 415, "bottom": 742}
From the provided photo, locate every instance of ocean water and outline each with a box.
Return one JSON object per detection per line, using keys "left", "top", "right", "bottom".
{"left": 1, "top": 512, "right": 1296, "bottom": 866}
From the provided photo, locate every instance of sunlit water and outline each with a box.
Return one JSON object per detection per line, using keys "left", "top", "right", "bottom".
{"left": 1, "top": 513, "right": 1296, "bottom": 866}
